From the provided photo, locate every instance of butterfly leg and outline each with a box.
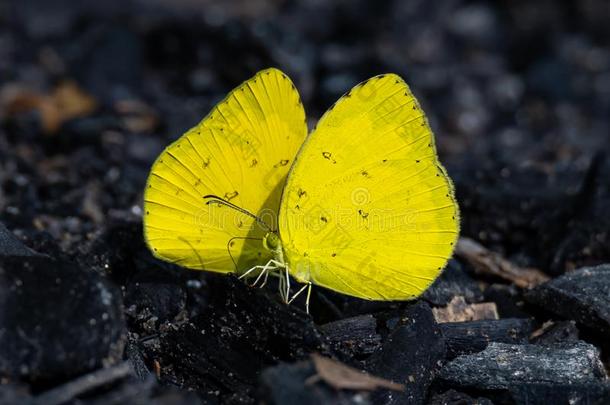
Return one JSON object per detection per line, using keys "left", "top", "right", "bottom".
{"left": 239, "top": 260, "right": 277, "bottom": 286}
{"left": 257, "top": 259, "right": 286, "bottom": 288}
{"left": 288, "top": 282, "right": 313, "bottom": 314}
{"left": 305, "top": 282, "right": 312, "bottom": 314}
{"left": 284, "top": 266, "right": 291, "bottom": 304}
{"left": 250, "top": 259, "right": 279, "bottom": 287}
{"left": 258, "top": 265, "right": 273, "bottom": 288}
{"left": 278, "top": 266, "right": 292, "bottom": 303}
{"left": 238, "top": 265, "right": 261, "bottom": 280}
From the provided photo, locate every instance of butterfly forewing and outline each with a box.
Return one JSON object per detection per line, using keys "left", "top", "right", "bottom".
{"left": 279, "top": 74, "right": 459, "bottom": 299}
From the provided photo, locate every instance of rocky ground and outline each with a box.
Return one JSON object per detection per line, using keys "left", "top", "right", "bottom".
{"left": 1, "top": 1, "right": 610, "bottom": 404}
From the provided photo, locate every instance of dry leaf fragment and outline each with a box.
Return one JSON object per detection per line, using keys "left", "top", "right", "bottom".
{"left": 432, "top": 296, "right": 499, "bottom": 323}
{"left": 309, "top": 353, "right": 404, "bottom": 391}
{"left": 529, "top": 320, "right": 555, "bottom": 340}
{"left": 0, "top": 80, "right": 97, "bottom": 134}
{"left": 114, "top": 99, "right": 158, "bottom": 133}
{"left": 455, "top": 237, "right": 549, "bottom": 288}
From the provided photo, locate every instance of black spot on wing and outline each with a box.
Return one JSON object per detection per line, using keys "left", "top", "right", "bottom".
{"left": 322, "top": 151, "right": 337, "bottom": 163}
{"left": 224, "top": 191, "right": 239, "bottom": 201}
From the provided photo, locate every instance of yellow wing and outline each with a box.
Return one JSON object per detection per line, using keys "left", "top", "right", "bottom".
{"left": 278, "top": 74, "right": 459, "bottom": 300}
{"left": 144, "top": 68, "right": 307, "bottom": 273}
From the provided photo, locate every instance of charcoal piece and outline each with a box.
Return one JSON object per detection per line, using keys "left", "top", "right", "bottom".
{"left": 320, "top": 315, "right": 381, "bottom": 358}
{"left": 428, "top": 389, "right": 493, "bottom": 405}
{"left": 260, "top": 360, "right": 371, "bottom": 405}
{"left": 124, "top": 336, "right": 152, "bottom": 381}
{"left": 440, "top": 318, "right": 532, "bottom": 358}
{"left": 509, "top": 382, "right": 610, "bottom": 405}
{"left": 438, "top": 342, "right": 607, "bottom": 391}
{"left": 124, "top": 281, "right": 186, "bottom": 327}
{"left": 0, "top": 384, "right": 31, "bottom": 404}
{"left": 531, "top": 321, "right": 580, "bottom": 346}
{"left": 453, "top": 160, "right": 591, "bottom": 276}
{"left": 484, "top": 284, "right": 530, "bottom": 319}
{"left": 157, "top": 277, "right": 329, "bottom": 402}
{"left": 0, "top": 256, "right": 125, "bottom": 381}
{"left": 89, "top": 381, "right": 200, "bottom": 405}
{"left": 32, "top": 362, "right": 133, "bottom": 405}
{"left": 0, "top": 221, "right": 40, "bottom": 257}
{"left": 549, "top": 157, "right": 610, "bottom": 274}
{"left": 366, "top": 301, "right": 446, "bottom": 404}
{"left": 525, "top": 264, "right": 610, "bottom": 335}
{"left": 423, "top": 259, "right": 484, "bottom": 306}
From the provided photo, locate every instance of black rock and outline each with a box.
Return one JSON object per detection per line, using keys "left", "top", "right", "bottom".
{"left": 0, "top": 221, "right": 40, "bottom": 257}
{"left": 531, "top": 321, "right": 580, "bottom": 346}
{"left": 525, "top": 264, "right": 610, "bottom": 336}
{"left": 0, "top": 256, "right": 126, "bottom": 382}
{"left": 320, "top": 315, "right": 381, "bottom": 360}
{"left": 428, "top": 389, "right": 493, "bottom": 405}
{"left": 260, "top": 360, "right": 371, "bottom": 405}
{"left": 0, "top": 383, "right": 31, "bottom": 404}
{"left": 440, "top": 318, "right": 532, "bottom": 359}
{"left": 483, "top": 284, "right": 530, "bottom": 319}
{"left": 155, "top": 277, "right": 329, "bottom": 403}
{"left": 509, "top": 382, "right": 610, "bottom": 405}
{"left": 366, "top": 301, "right": 446, "bottom": 404}
{"left": 124, "top": 335, "right": 153, "bottom": 382}
{"left": 423, "top": 259, "right": 484, "bottom": 306}
{"left": 124, "top": 281, "right": 186, "bottom": 330}
{"left": 438, "top": 342, "right": 607, "bottom": 402}
{"left": 549, "top": 156, "right": 610, "bottom": 273}
{"left": 453, "top": 160, "right": 590, "bottom": 275}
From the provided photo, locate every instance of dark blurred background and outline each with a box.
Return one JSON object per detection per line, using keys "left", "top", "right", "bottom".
{"left": 1, "top": 0, "right": 609, "bottom": 273}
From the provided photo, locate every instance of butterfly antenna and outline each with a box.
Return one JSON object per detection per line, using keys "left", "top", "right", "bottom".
{"left": 226, "top": 236, "right": 263, "bottom": 271}
{"left": 203, "top": 194, "right": 273, "bottom": 232}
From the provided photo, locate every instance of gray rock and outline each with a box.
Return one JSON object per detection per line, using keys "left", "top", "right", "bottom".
{"left": 439, "top": 341, "right": 607, "bottom": 390}
{"left": 423, "top": 259, "right": 484, "bottom": 306}
{"left": 440, "top": 318, "right": 532, "bottom": 359}
{"left": 260, "top": 360, "right": 371, "bottom": 405}
{"left": 0, "top": 222, "right": 40, "bottom": 257}
{"left": 0, "top": 256, "right": 126, "bottom": 381}
{"left": 320, "top": 314, "right": 381, "bottom": 357}
{"left": 366, "top": 301, "right": 446, "bottom": 405}
{"left": 525, "top": 264, "right": 610, "bottom": 335}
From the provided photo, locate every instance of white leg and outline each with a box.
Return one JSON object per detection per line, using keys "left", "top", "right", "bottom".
{"left": 238, "top": 264, "right": 262, "bottom": 280}
{"left": 259, "top": 267, "right": 271, "bottom": 288}
{"left": 305, "top": 282, "right": 312, "bottom": 314}
{"left": 278, "top": 270, "right": 286, "bottom": 302}
{"left": 284, "top": 267, "right": 291, "bottom": 304}
{"left": 288, "top": 283, "right": 309, "bottom": 304}
{"left": 287, "top": 282, "right": 313, "bottom": 314}
{"left": 239, "top": 259, "right": 277, "bottom": 283}
{"left": 251, "top": 259, "right": 277, "bottom": 287}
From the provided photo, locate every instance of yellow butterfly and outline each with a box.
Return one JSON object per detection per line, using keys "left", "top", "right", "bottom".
{"left": 143, "top": 68, "right": 459, "bottom": 312}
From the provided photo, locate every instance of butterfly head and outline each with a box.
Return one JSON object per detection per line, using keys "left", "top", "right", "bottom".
{"left": 263, "top": 232, "right": 281, "bottom": 252}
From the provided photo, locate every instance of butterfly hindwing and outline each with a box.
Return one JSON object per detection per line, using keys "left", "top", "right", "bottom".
{"left": 144, "top": 68, "right": 307, "bottom": 273}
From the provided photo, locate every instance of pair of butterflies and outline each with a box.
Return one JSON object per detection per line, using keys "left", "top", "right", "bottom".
{"left": 143, "top": 68, "right": 459, "bottom": 309}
